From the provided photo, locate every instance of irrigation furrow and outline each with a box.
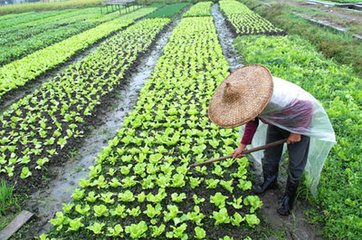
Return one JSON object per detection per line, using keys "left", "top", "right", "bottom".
{"left": 211, "top": 4, "right": 242, "bottom": 71}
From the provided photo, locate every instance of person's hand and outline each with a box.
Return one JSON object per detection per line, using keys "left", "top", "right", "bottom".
{"left": 232, "top": 144, "right": 246, "bottom": 158}
{"left": 287, "top": 133, "right": 301, "bottom": 144}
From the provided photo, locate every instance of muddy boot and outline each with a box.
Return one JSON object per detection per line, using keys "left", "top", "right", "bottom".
{"left": 253, "top": 164, "right": 278, "bottom": 194}
{"left": 253, "top": 174, "right": 278, "bottom": 194}
{"left": 277, "top": 177, "right": 299, "bottom": 216}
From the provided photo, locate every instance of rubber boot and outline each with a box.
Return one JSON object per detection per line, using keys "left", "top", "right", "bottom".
{"left": 277, "top": 177, "right": 299, "bottom": 216}
{"left": 253, "top": 165, "right": 278, "bottom": 194}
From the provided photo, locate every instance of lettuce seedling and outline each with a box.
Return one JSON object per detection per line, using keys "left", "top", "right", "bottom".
{"left": 151, "top": 224, "right": 166, "bottom": 237}
{"left": 125, "top": 221, "right": 148, "bottom": 239}
{"left": 210, "top": 192, "right": 228, "bottom": 208}
{"left": 244, "top": 195, "right": 263, "bottom": 213}
{"left": 194, "top": 226, "right": 206, "bottom": 239}
{"left": 93, "top": 204, "right": 109, "bottom": 217}
{"left": 212, "top": 208, "right": 230, "bottom": 225}
{"left": 193, "top": 194, "right": 205, "bottom": 205}
{"left": 164, "top": 205, "right": 180, "bottom": 222}
{"left": 106, "top": 224, "right": 123, "bottom": 237}
{"left": 87, "top": 222, "right": 105, "bottom": 235}
{"left": 86, "top": 191, "right": 99, "bottom": 203}
{"left": 118, "top": 190, "right": 135, "bottom": 202}
{"left": 220, "top": 179, "right": 234, "bottom": 193}
{"left": 189, "top": 177, "right": 202, "bottom": 189}
{"left": 212, "top": 165, "right": 224, "bottom": 177}
{"left": 144, "top": 204, "right": 162, "bottom": 218}
{"left": 245, "top": 214, "right": 260, "bottom": 227}
{"left": 237, "top": 179, "right": 252, "bottom": 191}
{"left": 100, "top": 192, "right": 114, "bottom": 204}
{"left": 110, "top": 204, "right": 127, "bottom": 218}
{"left": 127, "top": 206, "right": 141, "bottom": 217}
{"left": 188, "top": 206, "right": 205, "bottom": 225}
{"left": 231, "top": 212, "right": 245, "bottom": 227}
{"left": 172, "top": 173, "right": 186, "bottom": 188}
{"left": 67, "top": 217, "right": 84, "bottom": 232}
{"left": 109, "top": 178, "right": 122, "bottom": 188}
{"left": 75, "top": 204, "right": 90, "bottom": 216}
{"left": 171, "top": 192, "right": 186, "bottom": 203}
{"left": 205, "top": 179, "right": 219, "bottom": 189}
{"left": 71, "top": 189, "right": 85, "bottom": 201}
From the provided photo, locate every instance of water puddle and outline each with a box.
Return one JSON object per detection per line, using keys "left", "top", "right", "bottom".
{"left": 212, "top": 4, "right": 243, "bottom": 71}
{"left": 23, "top": 18, "right": 179, "bottom": 236}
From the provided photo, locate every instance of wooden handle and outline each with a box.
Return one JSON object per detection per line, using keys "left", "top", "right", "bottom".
{"left": 190, "top": 139, "right": 287, "bottom": 167}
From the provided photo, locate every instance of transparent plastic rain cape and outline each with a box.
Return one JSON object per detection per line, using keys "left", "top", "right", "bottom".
{"left": 240, "top": 77, "right": 336, "bottom": 196}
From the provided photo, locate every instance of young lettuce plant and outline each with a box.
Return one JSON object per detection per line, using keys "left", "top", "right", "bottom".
{"left": 212, "top": 208, "right": 230, "bottom": 225}
{"left": 125, "top": 221, "right": 148, "bottom": 239}
{"left": 210, "top": 192, "right": 228, "bottom": 208}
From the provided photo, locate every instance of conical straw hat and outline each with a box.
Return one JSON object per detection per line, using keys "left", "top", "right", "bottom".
{"left": 208, "top": 64, "right": 273, "bottom": 128}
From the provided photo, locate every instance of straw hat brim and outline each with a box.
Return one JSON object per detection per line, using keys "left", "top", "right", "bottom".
{"left": 208, "top": 64, "right": 273, "bottom": 128}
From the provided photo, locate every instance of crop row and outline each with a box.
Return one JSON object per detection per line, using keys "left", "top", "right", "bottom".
{"left": 0, "top": 6, "right": 158, "bottom": 103}
{"left": 219, "top": 0, "right": 284, "bottom": 35}
{"left": 0, "top": 17, "right": 170, "bottom": 189}
{"left": 0, "top": 0, "right": 103, "bottom": 15}
{"left": 234, "top": 35, "right": 361, "bottom": 239}
{"left": 147, "top": 3, "right": 189, "bottom": 18}
{"left": 0, "top": 9, "right": 73, "bottom": 30}
{"left": 44, "top": 16, "right": 260, "bottom": 240}
{"left": 183, "top": 1, "right": 212, "bottom": 17}
{"left": 0, "top": 8, "right": 122, "bottom": 66}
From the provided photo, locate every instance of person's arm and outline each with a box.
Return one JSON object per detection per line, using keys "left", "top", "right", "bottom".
{"left": 232, "top": 118, "right": 259, "bottom": 158}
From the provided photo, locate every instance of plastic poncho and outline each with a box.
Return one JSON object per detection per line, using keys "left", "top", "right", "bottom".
{"left": 240, "top": 77, "right": 336, "bottom": 196}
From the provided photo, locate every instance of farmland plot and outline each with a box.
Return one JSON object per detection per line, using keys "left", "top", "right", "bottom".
{"left": 43, "top": 16, "right": 261, "bottom": 240}
{"left": 0, "top": 6, "right": 158, "bottom": 103}
{"left": 0, "top": 7, "right": 122, "bottom": 66}
{"left": 0, "top": 18, "right": 170, "bottom": 191}
{"left": 183, "top": 1, "right": 212, "bottom": 17}
{"left": 234, "top": 35, "right": 362, "bottom": 239}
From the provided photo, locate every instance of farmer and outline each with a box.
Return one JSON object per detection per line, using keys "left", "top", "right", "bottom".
{"left": 208, "top": 65, "right": 335, "bottom": 216}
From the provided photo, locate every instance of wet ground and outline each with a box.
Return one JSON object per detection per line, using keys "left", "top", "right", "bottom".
{"left": 212, "top": 4, "right": 324, "bottom": 239}
{"left": 212, "top": 4, "right": 243, "bottom": 71}
{"left": 17, "top": 17, "right": 179, "bottom": 239}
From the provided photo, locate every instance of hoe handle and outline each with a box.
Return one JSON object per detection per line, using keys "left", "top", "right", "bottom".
{"left": 190, "top": 139, "right": 287, "bottom": 167}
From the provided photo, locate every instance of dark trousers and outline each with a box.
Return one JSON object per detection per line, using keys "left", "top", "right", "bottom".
{"left": 263, "top": 125, "right": 310, "bottom": 182}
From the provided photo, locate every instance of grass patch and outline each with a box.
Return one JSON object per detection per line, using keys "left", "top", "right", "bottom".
{"left": 0, "top": 180, "right": 20, "bottom": 230}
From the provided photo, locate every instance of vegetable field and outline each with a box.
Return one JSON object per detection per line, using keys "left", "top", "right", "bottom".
{"left": 0, "top": 0, "right": 361, "bottom": 239}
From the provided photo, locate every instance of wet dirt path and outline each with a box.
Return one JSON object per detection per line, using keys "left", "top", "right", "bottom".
{"left": 212, "top": 4, "right": 242, "bottom": 71}
{"left": 20, "top": 18, "right": 179, "bottom": 238}
{"left": 212, "top": 4, "right": 324, "bottom": 239}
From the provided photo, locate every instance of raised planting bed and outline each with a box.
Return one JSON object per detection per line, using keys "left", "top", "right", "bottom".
{"left": 219, "top": 0, "right": 286, "bottom": 36}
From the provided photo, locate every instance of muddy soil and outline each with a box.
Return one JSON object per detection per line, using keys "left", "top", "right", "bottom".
{"left": 212, "top": 4, "right": 243, "bottom": 71}
{"left": 212, "top": 4, "right": 324, "bottom": 239}
{"left": 13, "top": 17, "right": 179, "bottom": 240}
